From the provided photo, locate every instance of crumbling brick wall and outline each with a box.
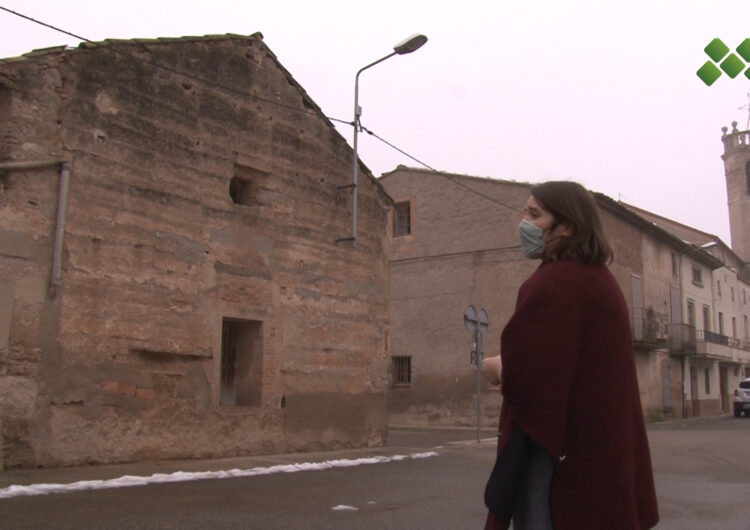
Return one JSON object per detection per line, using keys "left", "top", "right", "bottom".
{"left": 0, "top": 34, "right": 391, "bottom": 468}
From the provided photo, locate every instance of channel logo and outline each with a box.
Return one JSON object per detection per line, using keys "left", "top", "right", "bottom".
{"left": 697, "top": 38, "right": 750, "bottom": 86}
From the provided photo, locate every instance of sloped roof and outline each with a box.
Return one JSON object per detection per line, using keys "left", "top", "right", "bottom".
{"left": 379, "top": 165, "right": 534, "bottom": 190}
{"left": 0, "top": 32, "right": 388, "bottom": 199}
{"left": 620, "top": 202, "right": 717, "bottom": 246}
{"left": 618, "top": 201, "right": 744, "bottom": 268}
{"left": 594, "top": 194, "right": 725, "bottom": 270}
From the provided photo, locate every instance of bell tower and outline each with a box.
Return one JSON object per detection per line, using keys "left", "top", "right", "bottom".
{"left": 721, "top": 121, "right": 750, "bottom": 268}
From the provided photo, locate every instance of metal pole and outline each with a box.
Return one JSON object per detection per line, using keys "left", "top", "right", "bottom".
{"left": 0, "top": 159, "right": 70, "bottom": 299}
{"left": 0, "top": 159, "right": 66, "bottom": 170}
{"left": 351, "top": 70, "right": 361, "bottom": 244}
{"left": 476, "top": 328, "right": 482, "bottom": 443}
{"left": 49, "top": 161, "right": 71, "bottom": 298}
{"left": 347, "top": 52, "right": 396, "bottom": 243}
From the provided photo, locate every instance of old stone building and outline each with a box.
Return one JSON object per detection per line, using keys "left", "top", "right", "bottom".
{"left": 0, "top": 34, "right": 392, "bottom": 469}
{"left": 381, "top": 162, "right": 749, "bottom": 426}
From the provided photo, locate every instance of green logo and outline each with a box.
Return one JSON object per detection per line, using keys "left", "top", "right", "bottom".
{"left": 697, "top": 38, "right": 750, "bottom": 86}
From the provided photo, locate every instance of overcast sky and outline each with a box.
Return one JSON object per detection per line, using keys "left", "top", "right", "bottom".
{"left": 2, "top": 0, "right": 749, "bottom": 244}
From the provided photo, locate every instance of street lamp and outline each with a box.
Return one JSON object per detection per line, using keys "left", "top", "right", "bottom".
{"left": 336, "top": 34, "right": 428, "bottom": 244}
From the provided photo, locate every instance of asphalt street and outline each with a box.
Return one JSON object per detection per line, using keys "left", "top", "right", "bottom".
{"left": 0, "top": 417, "right": 748, "bottom": 529}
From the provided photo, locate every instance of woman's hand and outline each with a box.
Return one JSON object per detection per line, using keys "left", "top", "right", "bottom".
{"left": 482, "top": 355, "right": 502, "bottom": 385}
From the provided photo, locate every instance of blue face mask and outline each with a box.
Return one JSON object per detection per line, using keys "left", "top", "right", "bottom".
{"left": 519, "top": 219, "right": 544, "bottom": 259}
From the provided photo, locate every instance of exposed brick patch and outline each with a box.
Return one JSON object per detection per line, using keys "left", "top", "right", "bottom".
{"left": 100, "top": 380, "right": 119, "bottom": 393}
{"left": 136, "top": 388, "right": 155, "bottom": 400}
{"left": 117, "top": 382, "right": 137, "bottom": 396}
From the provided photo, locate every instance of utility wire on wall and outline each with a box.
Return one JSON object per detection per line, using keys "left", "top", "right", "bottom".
{"left": 0, "top": 4, "right": 524, "bottom": 216}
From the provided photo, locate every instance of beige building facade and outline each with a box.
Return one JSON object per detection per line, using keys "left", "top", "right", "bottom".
{"left": 0, "top": 35, "right": 392, "bottom": 469}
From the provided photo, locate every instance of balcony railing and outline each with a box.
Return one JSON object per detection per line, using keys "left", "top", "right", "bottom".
{"left": 632, "top": 307, "right": 750, "bottom": 355}
{"left": 697, "top": 330, "right": 729, "bottom": 346}
{"left": 669, "top": 323, "right": 696, "bottom": 354}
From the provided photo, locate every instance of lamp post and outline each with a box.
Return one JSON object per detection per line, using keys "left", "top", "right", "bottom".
{"left": 336, "top": 34, "right": 428, "bottom": 244}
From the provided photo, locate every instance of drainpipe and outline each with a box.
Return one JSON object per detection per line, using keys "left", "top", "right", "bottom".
{"left": 678, "top": 251, "right": 687, "bottom": 418}
{"left": 0, "top": 159, "right": 70, "bottom": 298}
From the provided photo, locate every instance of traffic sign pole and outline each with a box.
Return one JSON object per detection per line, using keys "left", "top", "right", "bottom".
{"left": 464, "top": 306, "right": 489, "bottom": 443}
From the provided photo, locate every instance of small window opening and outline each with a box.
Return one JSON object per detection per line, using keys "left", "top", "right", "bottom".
{"left": 745, "top": 160, "right": 750, "bottom": 194}
{"left": 704, "top": 368, "right": 710, "bottom": 395}
{"left": 394, "top": 201, "right": 411, "bottom": 237}
{"left": 221, "top": 318, "right": 263, "bottom": 406}
{"left": 691, "top": 267, "right": 702, "bottom": 286}
{"left": 392, "top": 356, "right": 412, "bottom": 386}
{"left": 230, "top": 164, "right": 269, "bottom": 206}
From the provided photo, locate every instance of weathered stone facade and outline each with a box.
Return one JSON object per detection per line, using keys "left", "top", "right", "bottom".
{"left": 0, "top": 34, "right": 391, "bottom": 469}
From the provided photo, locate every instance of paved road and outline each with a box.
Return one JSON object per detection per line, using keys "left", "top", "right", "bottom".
{"left": 646, "top": 416, "right": 750, "bottom": 530}
{"left": 0, "top": 418, "right": 748, "bottom": 529}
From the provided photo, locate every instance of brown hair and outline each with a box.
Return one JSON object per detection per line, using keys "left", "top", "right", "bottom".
{"left": 531, "top": 181, "right": 614, "bottom": 265}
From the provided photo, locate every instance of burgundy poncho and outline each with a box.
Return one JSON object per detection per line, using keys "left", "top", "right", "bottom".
{"left": 485, "top": 259, "right": 659, "bottom": 530}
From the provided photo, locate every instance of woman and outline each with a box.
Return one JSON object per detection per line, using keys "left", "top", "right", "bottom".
{"left": 482, "top": 181, "right": 658, "bottom": 530}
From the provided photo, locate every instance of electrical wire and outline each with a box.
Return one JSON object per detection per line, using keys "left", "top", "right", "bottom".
{"left": 361, "top": 125, "right": 523, "bottom": 214}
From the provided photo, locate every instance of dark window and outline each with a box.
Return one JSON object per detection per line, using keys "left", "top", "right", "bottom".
{"left": 746, "top": 160, "right": 750, "bottom": 194}
{"left": 691, "top": 267, "right": 702, "bottom": 286}
{"left": 702, "top": 305, "right": 711, "bottom": 332}
{"left": 671, "top": 253, "right": 678, "bottom": 277}
{"left": 221, "top": 318, "right": 263, "bottom": 407}
{"left": 392, "top": 356, "right": 412, "bottom": 386}
{"left": 230, "top": 164, "right": 269, "bottom": 206}
{"left": 704, "top": 368, "right": 710, "bottom": 394}
{"left": 394, "top": 201, "right": 411, "bottom": 237}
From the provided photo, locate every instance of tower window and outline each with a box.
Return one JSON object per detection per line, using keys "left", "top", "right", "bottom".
{"left": 746, "top": 160, "right": 750, "bottom": 194}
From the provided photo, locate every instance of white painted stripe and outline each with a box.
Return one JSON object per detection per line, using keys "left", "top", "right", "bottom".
{"left": 0, "top": 451, "right": 439, "bottom": 500}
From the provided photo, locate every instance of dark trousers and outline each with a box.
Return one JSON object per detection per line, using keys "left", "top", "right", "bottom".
{"left": 512, "top": 440, "right": 554, "bottom": 530}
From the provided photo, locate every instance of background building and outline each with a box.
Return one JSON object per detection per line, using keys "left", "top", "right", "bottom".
{"left": 0, "top": 34, "right": 392, "bottom": 469}
{"left": 381, "top": 149, "right": 750, "bottom": 425}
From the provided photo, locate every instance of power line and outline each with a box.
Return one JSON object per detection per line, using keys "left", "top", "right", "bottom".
{"left": 360, "top": 124, "right": 437, "bottom": 171}
{"left": 361, "top": 123, "right": 523, "bottom": 214}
